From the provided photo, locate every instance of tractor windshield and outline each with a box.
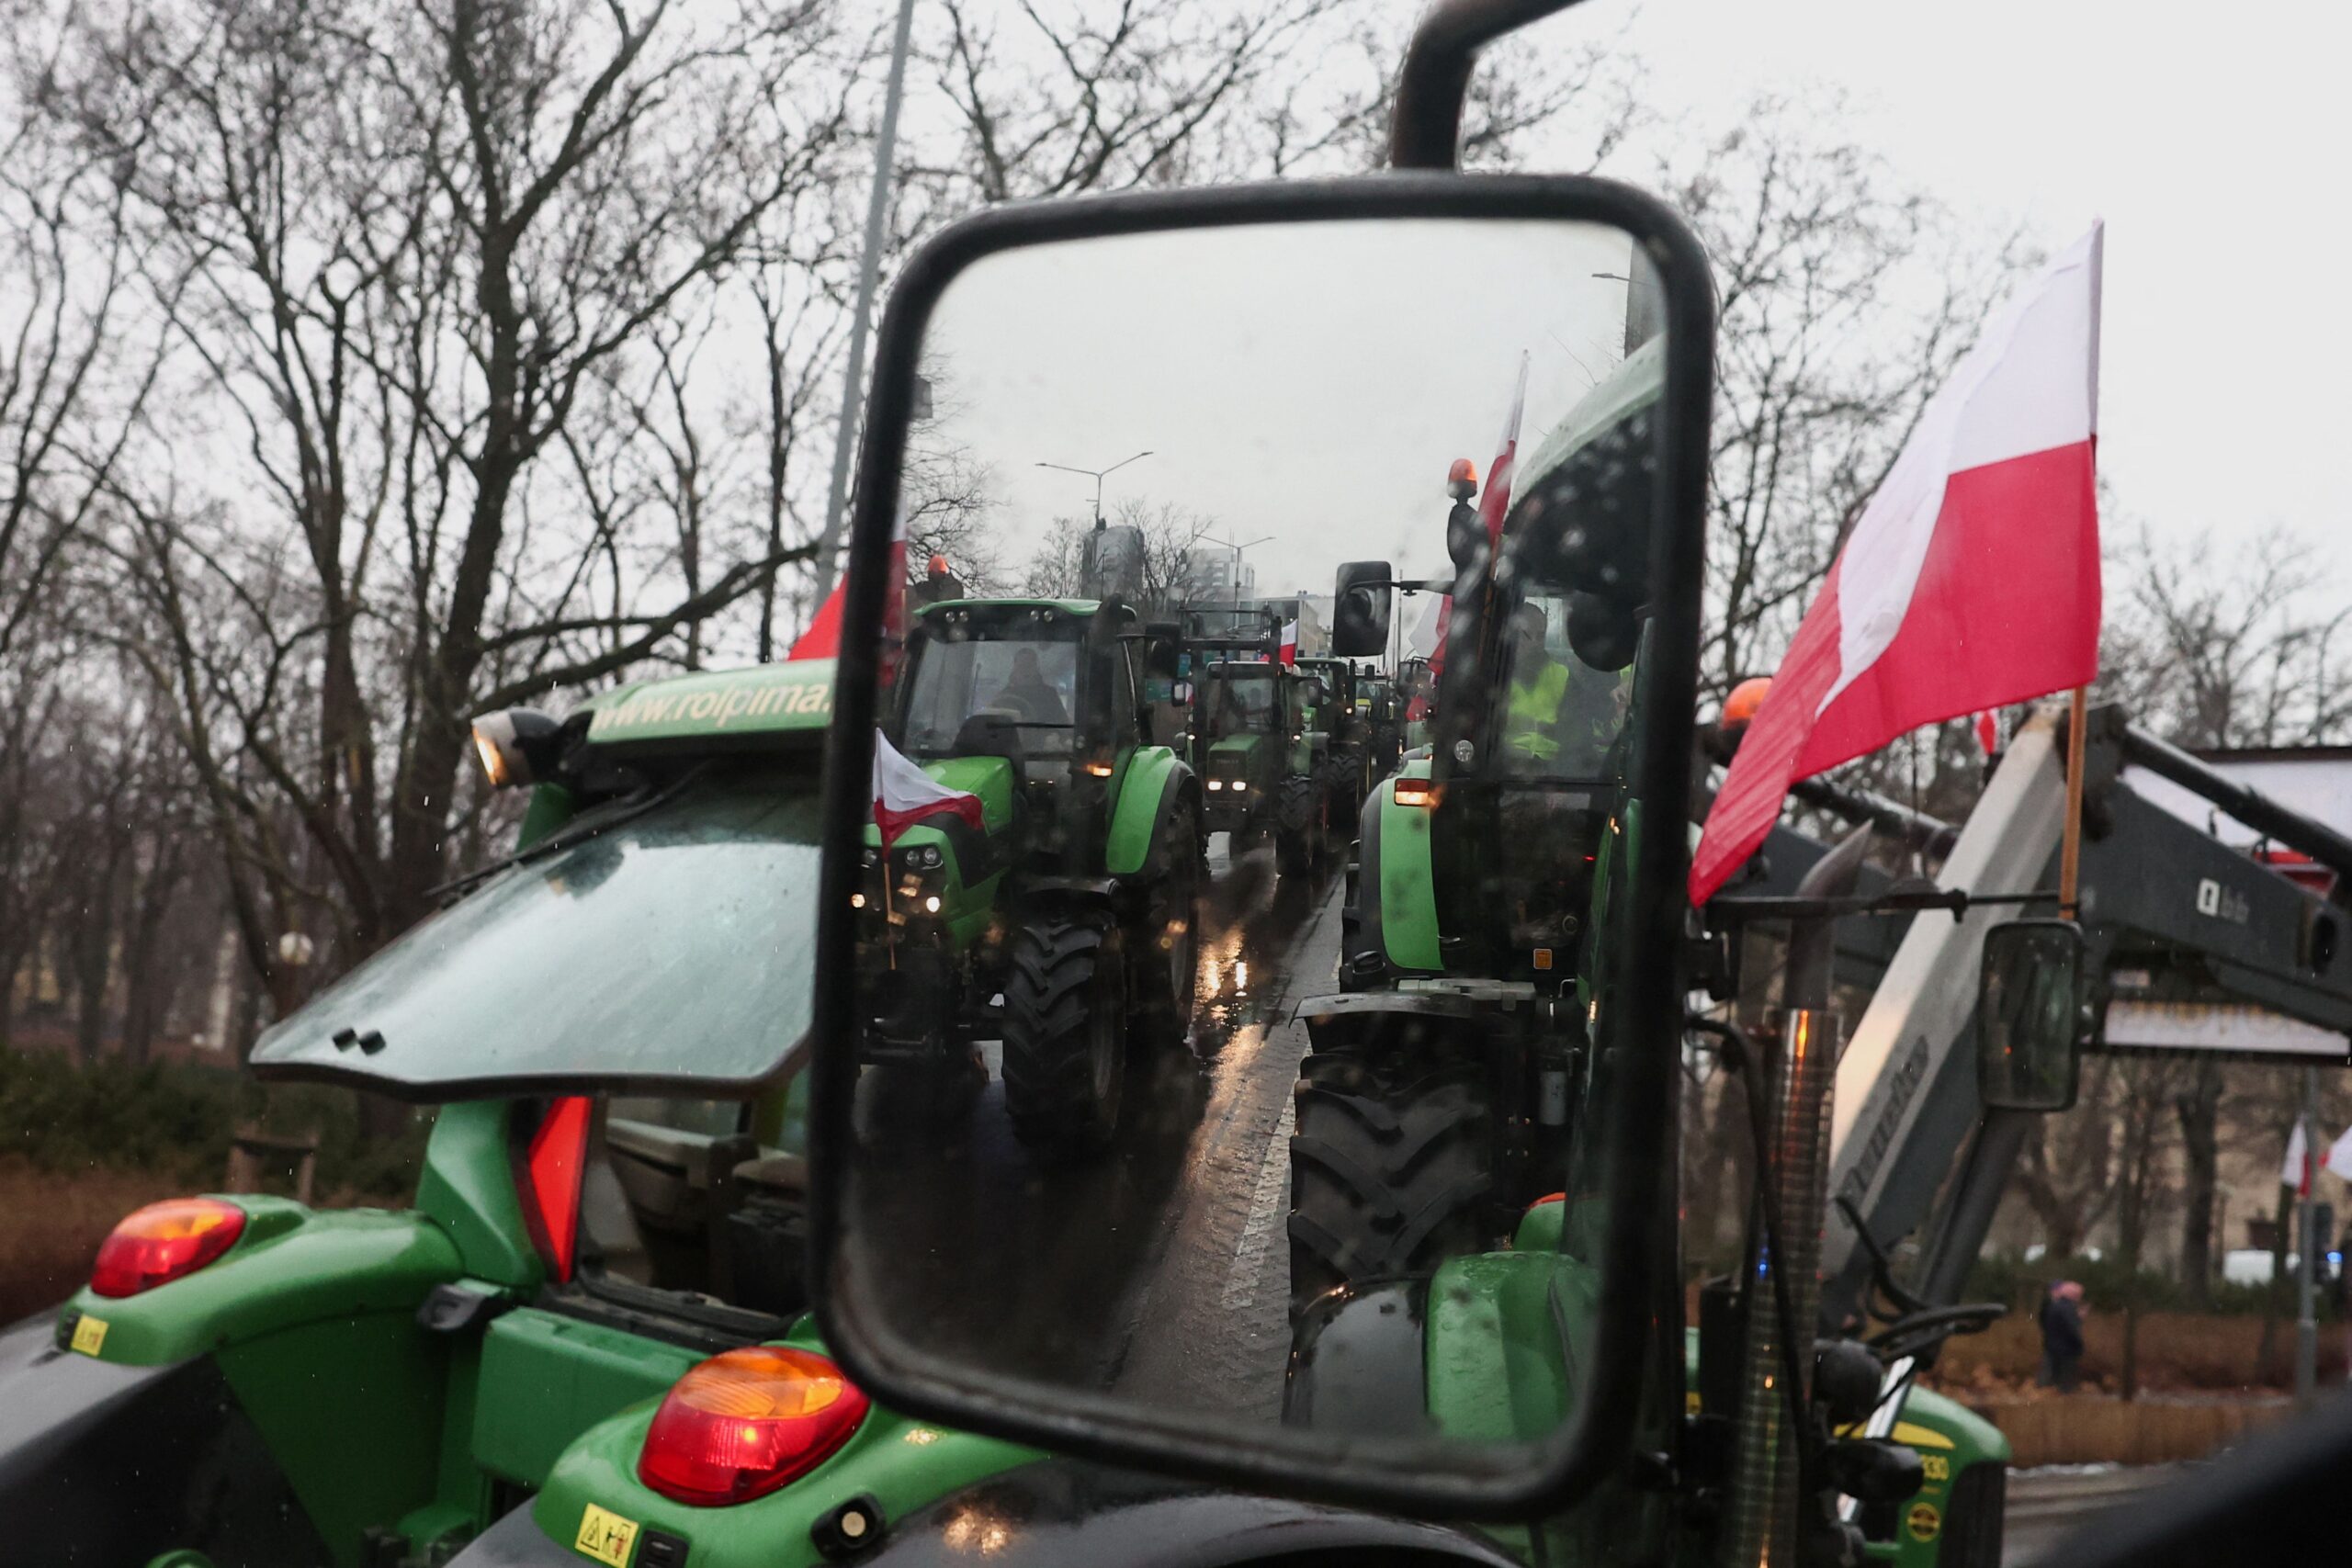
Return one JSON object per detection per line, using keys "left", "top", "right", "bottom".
{"left": 248, "top": 767, "right": 820, "bottom": 1094}
{"left": 902, "top": 636, "right": 1081, "bottom": 757}
{"left": 1493, "top": 591, "right": 1632, "bottom": 784}
{"left": 1205, "top": 669, "right": 1281, "bottom": 738}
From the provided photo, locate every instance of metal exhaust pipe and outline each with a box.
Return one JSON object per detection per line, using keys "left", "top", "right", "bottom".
{"left": 1724, "top": 829, "right": 1870, "bottom": 1567}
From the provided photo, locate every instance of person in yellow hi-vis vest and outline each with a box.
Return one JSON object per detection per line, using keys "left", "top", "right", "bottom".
{"left": 1500, "top": 603, "right": 1626, "bottom": 776}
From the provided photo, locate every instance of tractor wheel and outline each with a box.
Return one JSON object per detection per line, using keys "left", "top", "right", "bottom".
{"left": 1001, "top": 915, "right": 1126, "bottom": 1157}
{"left": 1286, "top": 1051, "right": 1495, "bottom": 1319}
{"left": 1276, "top": 776, "right": 1317, "bottom": 874}
{"left": 1137, "top": 799, "right": 1202, "bottom": 1043}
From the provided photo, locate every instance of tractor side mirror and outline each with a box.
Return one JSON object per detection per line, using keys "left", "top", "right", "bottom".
{"left": 1332, "top": 559, "right": 1393, "bottom": 657}
{"left": 1977, "top": 919, "right": 2087, "bottom": 1111}
{"left": 809, "top": 175, "right": 1716, "bottom": 1520}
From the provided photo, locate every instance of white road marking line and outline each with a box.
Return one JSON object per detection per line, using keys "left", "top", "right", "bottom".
{"left": 1221, "top": 1092, "right": 1295, "bottom": 1313}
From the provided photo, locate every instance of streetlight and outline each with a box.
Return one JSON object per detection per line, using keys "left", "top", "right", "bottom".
{"left": 1593, "top": 268, "right": 1663, "bottom": 355}
{"left": 1194, "top": 533, "right": 1272, "bottom": 626}
{"left": 1035, "top": 449, "right": 1155, "bottom": 526}
{"left": 809, "top": 0, "right": 921, "bottom": 602}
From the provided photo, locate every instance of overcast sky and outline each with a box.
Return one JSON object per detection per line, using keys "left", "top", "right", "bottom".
{"left": 926, "top": 220, "right": 1643, "bottom": 599}
{"left": 1573, "top": 0, "right": 2352, "bottom": 552}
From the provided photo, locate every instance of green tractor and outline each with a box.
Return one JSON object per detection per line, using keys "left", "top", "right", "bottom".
{"left": 1352, "top": 667, "right": 1408, "bottom": 785}
{"left": 860, "top": 595, "right": 1203, "bottom": 1155}
{"left": 1292, "top": 343, "right": 1663, "bottom": 1310}
{"left": 0, "top": 659, "right": 1051, "bottom": 1566}
{"left": 1295, "top": 654, "right": 1377, "bottom": 827}
{"left": 1190, "top": 657, "right": 1328, "bottom": 874}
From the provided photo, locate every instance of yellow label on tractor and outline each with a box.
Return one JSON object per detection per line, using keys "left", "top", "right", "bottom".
{"left": 68, "top": 1315, "right": 107, "bottom": 1357}
{"left": 573, "top": 1503, "right": 639, "bottom": 1566}
{"left": 1905, "top": 1501, "right": 1942, "bottom": 1543}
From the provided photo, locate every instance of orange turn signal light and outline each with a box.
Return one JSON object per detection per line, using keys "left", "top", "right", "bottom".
{"left": 1393, "top": 776, "right": 1437, "bottom": 807}
{"left": 639, "top": 1346, "right": 870, "bottom": 1506}
{"left": 90, "top": 1197, "right": 246, "bottom": 1298}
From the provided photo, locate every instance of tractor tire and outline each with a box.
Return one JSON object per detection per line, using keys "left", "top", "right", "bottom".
{"left": 1136, "top": 798, "right": 1202, "bottom": 1044}
{"left": 1001, "top": 915, "right": 1126, "bottom": 1158}
{"left": 1287, "top": 1052, "right": 1495, "bottom": 1320}
{"left": 1276, "top": 776, "right": 1317, "bottom": 874}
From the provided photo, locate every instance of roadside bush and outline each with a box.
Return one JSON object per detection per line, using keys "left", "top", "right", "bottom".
{"left": 1965, "top": 1250, "right": 2329, "bottom": 1321}
{"left": 0, "top": 1048, "right": 426, "bottom": 1201}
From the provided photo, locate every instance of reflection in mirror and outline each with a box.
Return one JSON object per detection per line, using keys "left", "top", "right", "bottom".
{"left": 839, "top": 218, "right": 1668, "bottom": 1467}
{"left": 1978, "top": 919, "right": 2086, "bottom": 1111}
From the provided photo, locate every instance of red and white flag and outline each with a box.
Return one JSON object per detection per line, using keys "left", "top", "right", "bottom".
{"left": 1278, "top": 618, "right": 1299, "bottom": 666}
{"left": 873, "top": 730, "right": 984, "bottom": 848}
{"left": 2324, "top": 1122, "right": 2352, "bottom": 1184}
{"left": 791, "top": 510, "right": 910, "bottom": 661}
{"left": 1479, "top": 350, "right": 1531, "bottom": 547}
{"left": 2286, "top": 1115, "right": 2314, "bottom": 1196}
{"left": 1691, "top": 223, "right": 2105, "bottom": 905}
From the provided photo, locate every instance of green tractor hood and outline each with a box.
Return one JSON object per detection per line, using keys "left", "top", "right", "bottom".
{"left": 252, "top": 665, "right": 833, "bottom": 1100}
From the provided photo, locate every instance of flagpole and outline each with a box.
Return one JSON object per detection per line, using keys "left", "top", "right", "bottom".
{"left": 2058, "top": 686, "right": 2090, "bottom": 919}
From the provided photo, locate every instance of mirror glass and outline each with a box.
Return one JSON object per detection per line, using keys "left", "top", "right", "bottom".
{"left": 1978, "top": 919, "right": 2086, "bottom": 1111}
{"left": 836, "top": 216, "right": 1670, "bottom": 1472}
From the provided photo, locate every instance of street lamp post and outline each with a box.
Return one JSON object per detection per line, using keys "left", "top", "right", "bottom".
{"left": 1035, "top": 450, "right": 1155, "bottom": 526}
{"left": 809, "top": 0, "right": 920, "bottom": 604}
{"left": 1195, "top": 533, "right": 1272, "bottom": 632}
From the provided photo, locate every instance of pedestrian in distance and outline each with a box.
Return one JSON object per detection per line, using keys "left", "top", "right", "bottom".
{"left": 2038, "top": 1279, "right": 2086, "bottom": 1392}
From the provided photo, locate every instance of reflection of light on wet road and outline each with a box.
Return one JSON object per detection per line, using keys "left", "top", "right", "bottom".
{"left": 941, "top": 1505, "right": 1014, "bottom": 1555}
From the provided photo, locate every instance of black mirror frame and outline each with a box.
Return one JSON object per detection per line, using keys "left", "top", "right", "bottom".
{"left": 808, "top": 172, "right": 1718, "bottom": 1521}
{"left": 1977, "top": 917, "right": 2088, "bottom": 1113}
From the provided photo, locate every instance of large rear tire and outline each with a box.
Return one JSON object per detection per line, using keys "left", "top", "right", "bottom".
{"left": 1276, "top": 776, "right": 1317, "bottom": 874}
{"left": 1137, "top": 799, "right": 1201, "bottom": 1043}
{"left": 1001, "top": 915, "right": 1125, "bottom": 1158}
{"left": 1287, "top": 1052, "right": 1495, "bottom": 1320}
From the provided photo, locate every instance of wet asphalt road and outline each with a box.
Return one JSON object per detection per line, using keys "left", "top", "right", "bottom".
{"left": 847, "top": 834, "right": 1342, "bottom": 1427}
{"left": 2001, "top": 1465, "right": 2179, "bottom": 1564}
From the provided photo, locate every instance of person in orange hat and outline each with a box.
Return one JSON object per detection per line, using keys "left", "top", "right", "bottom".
{"left": 910, "top": 551, "right": 966, "bottom": 608}
{"left": 1707, "top": 676, "right": 1774, "bottom": 765}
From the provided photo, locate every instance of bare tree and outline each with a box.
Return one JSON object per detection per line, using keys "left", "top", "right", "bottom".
{"left": 1662, "top": 92, "right": 2034, "bottom": 697}
{"left": 1018, "top": 497, "right": 1215, "bottom": 608}
{"left": 31, "top": 0, "right": 857, "bottom": 1019}
{"left": 2101, "top": 525, "right": 2352, "bottom": 1294}
{"left": 2013, "top": 1055, "right": 2126, "bottom": 1262}
{"left": 2110, "top": 1055, "right": 2183, "bottom": 1400}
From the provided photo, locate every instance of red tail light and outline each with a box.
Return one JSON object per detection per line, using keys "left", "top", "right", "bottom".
{"left": 522, "top": 1096, "right": 593, "bottom": 1282}
{"left": 90, "top": 1198, "right": 246, "bottom": 1297}
{"left": 639, "top": 1346, "right": 870, "bottom": 1506}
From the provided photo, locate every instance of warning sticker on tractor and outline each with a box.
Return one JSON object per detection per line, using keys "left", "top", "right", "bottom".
{"left": 68, "top": 1315, "right": 107, "bottom": 1357}
{"left": 1905, "top": 1501, "right": 1942, "bottom": 1543}
{"left": 573, "top": 1503, "right": 639, "bottom": 1566}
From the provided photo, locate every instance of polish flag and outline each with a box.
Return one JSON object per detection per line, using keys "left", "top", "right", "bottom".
{"left": 873, "top": 730, "right": 984, "bottom": 849}
{"left": 1412, "top": 355, "right": 1531, "bottom": 716}
{"left": 1278, "top": 619, "right": 1299, "bottom": 666}
{"left": 2285, "top": 1115, "right": 2313, "bottom": 1196}
{"left": 1479, "top": 351, "right": 1531, "bottom": 547}
{"left": 791, "top": 510, "right": 910, "bottom": 661}
{"left": 1691, "top": 224, "right": 2104, "bottom": 905}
